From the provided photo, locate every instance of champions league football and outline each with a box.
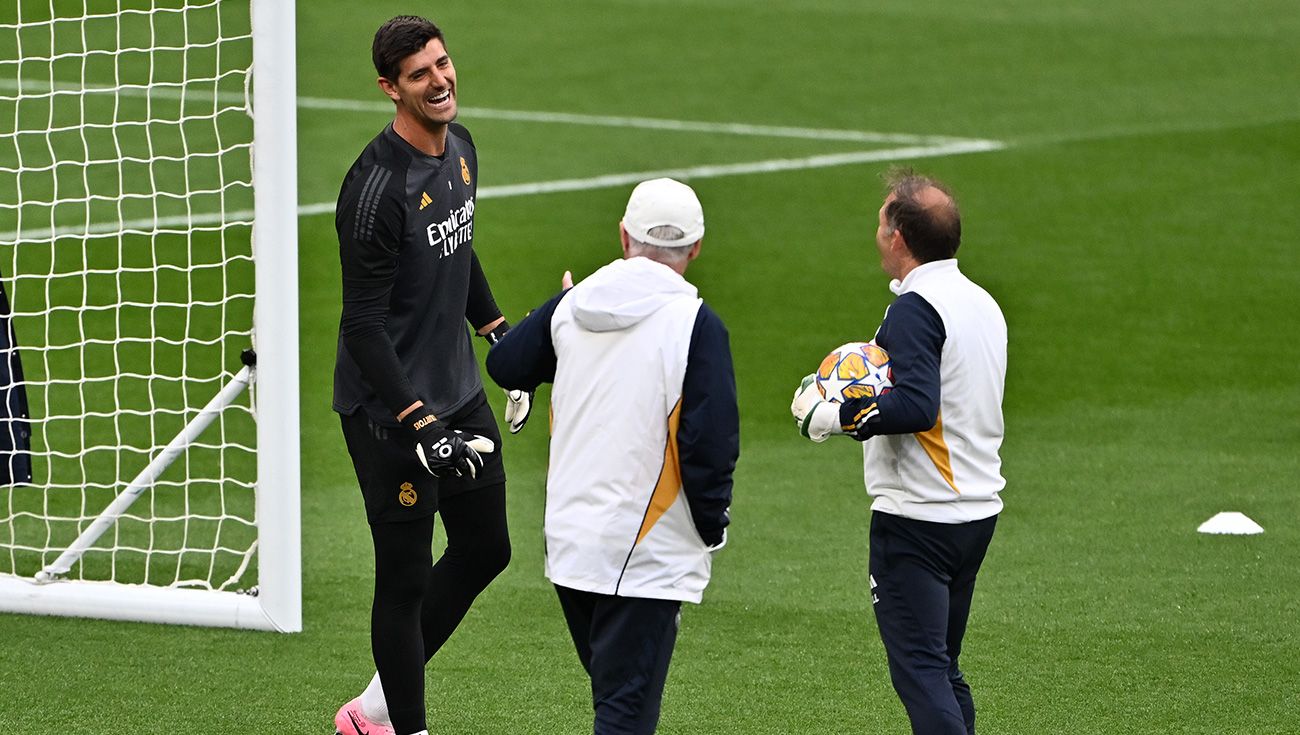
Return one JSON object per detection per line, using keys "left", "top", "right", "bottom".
{"left": 815, "top": 341, "right": 894, "bottom": 403}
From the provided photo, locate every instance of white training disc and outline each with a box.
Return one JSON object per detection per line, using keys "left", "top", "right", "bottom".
{"left": 1197, "top": 512, "right": 1264, "bottom": 535}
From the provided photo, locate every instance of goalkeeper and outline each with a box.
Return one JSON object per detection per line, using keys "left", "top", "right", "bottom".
{"left": 791, "top": 169, "right": 1007, "bottom": 735}
{"left": 330, "top": 16, "right": 531, "bottom": 735}
{"left": 486, "top": 178, "right": 739, "bottom": 735}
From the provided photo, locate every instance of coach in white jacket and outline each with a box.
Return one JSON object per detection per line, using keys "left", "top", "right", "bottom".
{"left": 487, "top": 178, "right": 739, "bottom": 735}
{"left": 792, "top": 169, "right": 1007, "bottom": 735}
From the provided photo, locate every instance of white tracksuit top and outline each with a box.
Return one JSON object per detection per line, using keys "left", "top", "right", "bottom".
{"left": 546, "top": 257, "right": 713, "bottom": 603}
{"left": 865, "top": 260, "right": 1008, "bottom": 523}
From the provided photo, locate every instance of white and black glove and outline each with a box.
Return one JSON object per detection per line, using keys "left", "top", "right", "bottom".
{"left": 404, "top": 408, "right": 495, "bottom": 478}
{"left": 503, "top": 389, "right": 532, "bottom": 433}
{"left": 706, "top": 529, "right": 728, "bottom": 553}
{"left": 790, "top": 373, "right": 843, "bottom": 443}
{"left": 483, "top": 320, "right": 534, "bottom": 434}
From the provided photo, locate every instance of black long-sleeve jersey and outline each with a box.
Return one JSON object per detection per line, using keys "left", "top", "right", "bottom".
{"left": 333, "top": 122, "right": 501, "bottom": 427}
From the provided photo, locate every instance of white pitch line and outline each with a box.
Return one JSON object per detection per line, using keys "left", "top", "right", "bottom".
{"left": 0, "top": 80, "right": 1004, "bottom": 240}
{"left": 0, "top": 80, "right": 984, "bottom": 145}
{"left": 1, "top": 139, "right": 1004, "bottom": 242}
{"left": 471, "top": 139, "right": 1003, "bottom": 198}
{"left": 298, "top": 96, "right": 972, "bottom": 145}
{"left": 1, "top": 212, "right": 253, "bottom": 243}
{"left": 465, "top": 108, "right": 970, "bottom": 145}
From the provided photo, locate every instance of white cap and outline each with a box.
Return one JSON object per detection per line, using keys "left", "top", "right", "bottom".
{"left": 621, "top": 178, "right": 705, "bottom": 248}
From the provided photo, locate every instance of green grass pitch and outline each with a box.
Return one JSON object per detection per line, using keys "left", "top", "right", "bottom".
{"left": 4, "top": 0, "right": 1300, "bottom": 732}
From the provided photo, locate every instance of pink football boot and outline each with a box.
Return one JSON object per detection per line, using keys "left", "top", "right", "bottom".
{"left": 334, "top": 696, "right": 396, "bottom": 735}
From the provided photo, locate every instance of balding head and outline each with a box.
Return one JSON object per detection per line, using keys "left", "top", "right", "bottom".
{"left": 881, "top": 168, "right": 961, "bottom": 263}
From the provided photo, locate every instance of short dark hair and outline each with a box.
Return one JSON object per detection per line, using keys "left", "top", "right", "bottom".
{"left": 372, "top": 16, "right": 444, "bottom": 81}
{"left": 882, "top": 167, "right": 961, "bottom": 263}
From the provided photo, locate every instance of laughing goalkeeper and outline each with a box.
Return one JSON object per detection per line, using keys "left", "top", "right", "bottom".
{"left": 331, "top": 16, "right": 531, "bottom": 735}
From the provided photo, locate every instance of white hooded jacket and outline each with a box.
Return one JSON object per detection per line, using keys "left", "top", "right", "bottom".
{"left": 545, "top": 257, "right": 716, "bottom": 603}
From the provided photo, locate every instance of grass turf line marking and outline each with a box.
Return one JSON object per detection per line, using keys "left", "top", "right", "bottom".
{"left": 3, "top": 138, "right": 1001, "bottom": 241}
{"left": 0, "top": 82, "right": 1003, "bottom": 239}
{"left": 298, "top": 96, "right": 975, "bottom": 146}
{"left": 452, "top": 140, "right": 1004, "bottom": 200}
{"left": 1, "top": 141, "right": 1003, "bottom": 241}
{"left": 0, "top": 80, "right": 984, "bottom": 145}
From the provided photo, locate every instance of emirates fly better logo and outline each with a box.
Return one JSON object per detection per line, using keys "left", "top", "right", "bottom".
{"left": 426, "top": 196, "right": 474, "bottom": 258}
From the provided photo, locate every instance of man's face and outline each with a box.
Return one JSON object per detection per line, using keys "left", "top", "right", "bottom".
{"left": 382, "top": 37, "right": 457, "bottom": 129}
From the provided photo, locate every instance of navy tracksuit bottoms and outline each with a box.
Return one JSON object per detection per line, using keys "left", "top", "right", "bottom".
{"left": 869, "top": 510, "right": 998, "bottom": 735}
{"left": 554, "top": 585, "right": 682, "bottom": 735}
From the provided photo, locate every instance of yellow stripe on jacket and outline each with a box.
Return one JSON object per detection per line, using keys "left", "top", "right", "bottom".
{"left": 636, "top": 400, "right": 682, "bottom": 544}
{"left": 915, "top": 411, "right": 959, "bottom": 494}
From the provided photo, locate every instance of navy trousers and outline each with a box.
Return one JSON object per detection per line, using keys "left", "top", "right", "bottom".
{"left": 554, "top": 585, "right": 681, "bottom": 735}
{"left": 869, "top": 510, "right": 998, "bottom": 735}
{"left": 0, "top": 279, "right": 31, "bottom": 486}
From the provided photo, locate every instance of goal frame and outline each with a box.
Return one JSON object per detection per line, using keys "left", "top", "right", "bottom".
{"left": 0, "top": 0, "right": 301, "bottom": 632}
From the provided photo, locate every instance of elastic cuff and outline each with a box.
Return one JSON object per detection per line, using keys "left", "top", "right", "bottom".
{"left": 481, "top": 319, "right": 510, "bottom": 345}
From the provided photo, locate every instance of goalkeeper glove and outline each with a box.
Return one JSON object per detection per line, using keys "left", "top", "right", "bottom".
{"left": 403, "top": 408, "right": 495, "bottom": 479}
{"left": 705, "top": 529, "right": 727, "bottom": 553}
{"left": 503, "top": 389, "right": 532, "bottom": 433}
{"left": 482, "top": 320, "right": 534, "bottom": 434}
{"left": 790, "top": 373, "right": 843, "bottom": 443}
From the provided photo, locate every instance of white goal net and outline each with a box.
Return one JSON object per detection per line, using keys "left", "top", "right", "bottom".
{"left": 0, "top": 0, "right": 299, "bottom": 631}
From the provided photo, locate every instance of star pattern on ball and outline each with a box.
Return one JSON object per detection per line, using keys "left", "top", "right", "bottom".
{"left": 817, "top": 370, "right": 857, "bottom": 403}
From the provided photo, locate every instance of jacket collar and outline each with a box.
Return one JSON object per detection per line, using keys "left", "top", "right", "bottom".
{"left": 890, "top": 258, "right": 959, "bottom": 295}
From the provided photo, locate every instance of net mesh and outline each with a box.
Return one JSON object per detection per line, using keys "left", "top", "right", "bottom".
{"left": 0, "top": 1, "right": 258, "bottom": 591}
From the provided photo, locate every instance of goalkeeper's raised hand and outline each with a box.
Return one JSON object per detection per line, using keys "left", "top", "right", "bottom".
{"left": 790, "top": 373, "right": 843, "bottom": 443}
{"left": 503, "top": 389, "right": 532, "bottom": 433}
{"left": 403, "top": 407, "right": 495, "bottom": 478}
{"left": 483, "top": 319, "right": 534, "bottom": 433}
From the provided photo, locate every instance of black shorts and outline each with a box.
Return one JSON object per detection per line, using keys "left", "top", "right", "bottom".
{"left": 339, "top": 391, "right": 506, "bottom": 523}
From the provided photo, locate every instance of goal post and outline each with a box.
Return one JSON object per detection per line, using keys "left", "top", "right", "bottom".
{"left": 249, "top": 0, "right": 302, "bottom": 634}
{"left": 0, "top": 0, "right": 300, "bottom": 632}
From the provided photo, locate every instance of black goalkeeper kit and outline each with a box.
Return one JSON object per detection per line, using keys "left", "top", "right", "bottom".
{"left": 332, "top": 122, "right": 500, "bottom": 426}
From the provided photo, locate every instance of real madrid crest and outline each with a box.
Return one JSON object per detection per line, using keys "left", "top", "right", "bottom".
{"left": 398, "top": 482, "right": 418, "bottom": 507}
{"left": 459, "top": 156, "right": 471, "bottom": 186}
